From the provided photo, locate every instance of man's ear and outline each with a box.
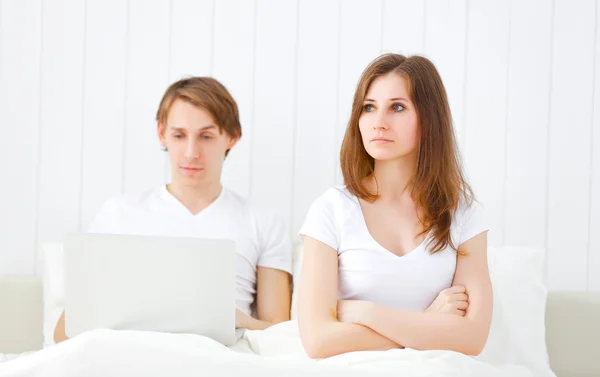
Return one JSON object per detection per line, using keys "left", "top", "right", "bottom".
{"left": 157, "top": 122, "right": 167, "bottom": 150}
{"left": 224, "top": 134, "right": 240, "bottom": 158}
{"left": 226, "top": 134, "right": 240, "bottom": 151}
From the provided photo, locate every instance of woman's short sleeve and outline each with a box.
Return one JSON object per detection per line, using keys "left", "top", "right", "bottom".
{"left": 457, "top": 200, "right": 489, "bottom": 246}
{"left": 298, "top": 189, "right": 340, "bottom": 251}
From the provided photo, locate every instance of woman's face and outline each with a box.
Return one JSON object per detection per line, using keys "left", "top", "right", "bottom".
{"left": 358, "top": 73, "right": 419, "bottom": 162}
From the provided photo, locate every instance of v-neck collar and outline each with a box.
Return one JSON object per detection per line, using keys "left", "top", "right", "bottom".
{"left": 346, "top": 187, "right": 430, "bottom": 259}
{"left": 157, "top": 185, "right": 225, "bottom": 217}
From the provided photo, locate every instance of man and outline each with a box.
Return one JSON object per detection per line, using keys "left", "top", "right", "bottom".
{"left": 54, "top": 77, "right": 292, "bottom": 342}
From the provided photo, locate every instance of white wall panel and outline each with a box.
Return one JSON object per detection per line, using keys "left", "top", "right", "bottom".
{"left": 79, "top": 0, "right": 128, "bottom": 231}
{"left": 424, "top": 0, "right": 467, "bottom": 149}
{"left": 463, "top": 0, "right": 510, "bottom": 247}
{"left": 547, "top": 0, "right": 596, "bottom": 290}
{"left": 334, "top": 0, "right": 383, "bottom": 185}
{"left": 587, "top": 0, "right": 600, "bottom": 291}
{"left": 122, "top": 0, "right": 171, "bottom": 194}
{"left": 381, "top": 0, "right": 425, "bottom": 55}
{"left": 169, "top": 0, "right": 214, "bottom": 82}
{"left": 213, "top": 0, "right": 255, "bottom": 198}
{"left": 165, "top": 0, "right": 216, "bottom": 184}
{"left": 36, "top": 0, "right": 85, "bottom": 250}
{"left": 0, "top": 0, "right": 42, "bottom": 275}
{"left": 0, "top": 0, "right": 598, "bottom": 291}
{"left": 292, "top": 0, "right": 339, "bottom": 237}
{"left": 251, "top": 0, "right": 298, "bottom": 227}
{"left": 504, "top": 0, "right": 553, "bottom": 251}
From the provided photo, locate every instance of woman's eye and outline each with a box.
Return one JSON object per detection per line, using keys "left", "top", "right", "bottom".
{"left": 201, "top": 135, "right": 213, "bottom": 140}
{"left": 173, "top": 134, "right": 184, "bottom": 139}
{"left": 392, "top": 103, "right": 405, "bottom": 112}
{"left": 363, "top": 104, "right": 375, "bottom": 112}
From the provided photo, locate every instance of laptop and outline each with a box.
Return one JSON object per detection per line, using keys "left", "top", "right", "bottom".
{"left": 64, "top": 233, "right": 238, "bottom": 346}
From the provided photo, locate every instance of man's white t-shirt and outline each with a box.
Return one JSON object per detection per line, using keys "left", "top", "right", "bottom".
{"left": 299, "top": 186, "right": 488, "bottom": 312}
{"left": 88, "top": 185, "right": 292, "bottom": 316}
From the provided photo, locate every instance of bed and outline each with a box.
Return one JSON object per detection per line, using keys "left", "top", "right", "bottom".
{"left": 0, "top": 243, "right": 598, "bottom": 377}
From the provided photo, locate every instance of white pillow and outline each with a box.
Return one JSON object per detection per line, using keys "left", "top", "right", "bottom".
{"left": 479, "top": 245, "right": 554, "bottom": 377}
{"left": 289, "top": 243, "right": 554, "bottom": 377}
{"left": 39, "top": 242, "right": 65, "bottom": 348}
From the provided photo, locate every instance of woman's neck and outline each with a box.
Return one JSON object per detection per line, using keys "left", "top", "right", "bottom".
{"left": 369, "top": 156, "right": 417, "bottom": 202}
{"left": 166, "top": 180, "right": 222, "bottom": 214}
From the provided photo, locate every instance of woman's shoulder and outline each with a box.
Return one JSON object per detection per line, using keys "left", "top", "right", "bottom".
{"left": 312, "top": 185, "right": 357, "bottom": 207}
{"left": 301, "top": 186, "right": 360, "bottom": 228}
{"left": 450, "top": 195, "right": 488, "bottom": 245}
{"left": 454, "top": 196, "right": 486, "bottom": 224}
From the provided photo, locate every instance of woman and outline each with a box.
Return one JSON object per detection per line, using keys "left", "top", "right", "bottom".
{"left": 298, "top": 53, "right": 491, "bottom": 359}
{"left": 54, "top": 77, "right": 292, "bottom": 342}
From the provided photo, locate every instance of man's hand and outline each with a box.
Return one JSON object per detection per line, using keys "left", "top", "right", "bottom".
{"left": 235, "top": 309, "right": 278, "bottom": 331}
{"left": 235, "top": 309, "right": 252, "bottom": 329}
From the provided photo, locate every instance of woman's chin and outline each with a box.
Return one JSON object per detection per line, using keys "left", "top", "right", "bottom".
{"left": 368, "top": 152, "right": 403, "bottom": 161}
{"left": 367, "top": 148, "right": 417, "bottom": 163}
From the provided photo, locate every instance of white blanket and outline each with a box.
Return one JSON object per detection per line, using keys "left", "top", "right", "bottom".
{"left": 0, "top": 321, "right": 534, "bottom": 377}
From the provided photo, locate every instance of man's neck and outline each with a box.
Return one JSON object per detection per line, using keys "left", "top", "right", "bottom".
{"left": 166, "top": 180, "right": 223, "bottom": 215}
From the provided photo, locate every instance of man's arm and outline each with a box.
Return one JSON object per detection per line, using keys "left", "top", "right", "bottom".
{"left": 53, "top": 311, "right": 68, "bottom": 343}
{"left": 238, "top": 266, "right": 291, "bottom": 330}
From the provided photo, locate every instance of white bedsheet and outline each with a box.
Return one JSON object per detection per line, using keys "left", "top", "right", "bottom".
{"left": 0, "top": 321, "right": 534, "bottom": 377}
{"left": 0, "top": 354, "right": 34, "bottom": 364}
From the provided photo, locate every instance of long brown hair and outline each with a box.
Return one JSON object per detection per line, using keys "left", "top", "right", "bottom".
{"left": 340, "top": 53, "right": 474, "bottom": 254}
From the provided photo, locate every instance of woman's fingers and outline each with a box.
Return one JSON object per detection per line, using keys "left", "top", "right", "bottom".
{"left": 453, "top": 308, "right": 467, "bottom": 316}
{"left": 452, "top": 293, "right": 469, "bottom": 302}
{"left": 449, "top": 285, "right": 466, "bottom": 294}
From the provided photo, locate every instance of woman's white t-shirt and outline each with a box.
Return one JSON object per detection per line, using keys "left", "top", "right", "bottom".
{"left": 88, "top": 185, "right": 292, "bottom": 316}
{"left": 299, "top": 186, "right": 488, "bottom": 312}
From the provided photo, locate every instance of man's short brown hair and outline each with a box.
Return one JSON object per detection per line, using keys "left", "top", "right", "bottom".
{"left": 156, "top": 77, "right": 241, "bottom": 156}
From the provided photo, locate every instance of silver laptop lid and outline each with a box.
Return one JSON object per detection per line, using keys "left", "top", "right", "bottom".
{"left": 64, "top": 233, "right": 237, "bottom": 346}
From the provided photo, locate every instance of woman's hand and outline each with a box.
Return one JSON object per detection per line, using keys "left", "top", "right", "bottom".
{"left": 336, "top": 300, "right": 373, "bottom": 325}
{"left": 425, "top": 285, "right": 469, "bottom": 316}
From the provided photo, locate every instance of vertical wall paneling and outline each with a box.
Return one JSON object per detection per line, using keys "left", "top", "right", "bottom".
{"left": 547, "top": 0, "right": 596, "bottom": 291}
{"left": 292, "top": 0, "right": 339, "bottom": 236}
{"left": 588, "top": 0, "right": 599, "bottom": 291}
{"left": 504, "top": 0, "right": 553, "bottom": 249}
{"left": 79, "top": 0, "right": 128, "bottom": 230}
{"left": 251, "top": 0, "right": 298, "bottom": 225}
{"left": 424, "top": 0, "right": 468, "bottom": 150}
{"left": 169, "top": 0, "right": 214, "bottom": 82}
{"left": 213, "top": 0, "right": 256, "bottom": 198}
{"left": 122, "top": 0, "right": 171, "bottom": 194}
{"left": 36, "top": 0, "right": 86, "bottom": 250}
{"left": 463, "top": 0, "right": 510, "bottom": 247}
{"left": 0, "top": 1, "right": 42, "bottom": 275}
{"left": 335, "top": 0, "right": 383, "bottom": 185}
{"left": 0, "top": 0, "right": 599, "bottom": 290}
{"left": 381, "top": 0, "right": 425, "bottom": 55}
{"left": 164, "top": 0, "right": 215, "bottom": 183}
